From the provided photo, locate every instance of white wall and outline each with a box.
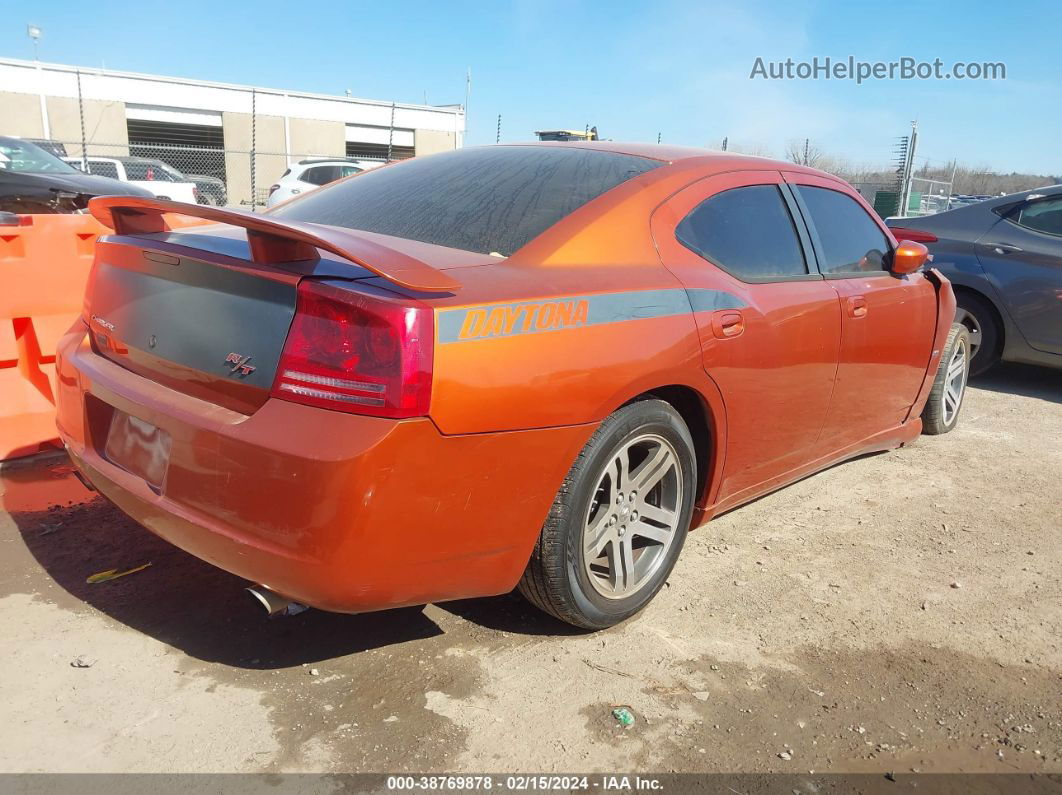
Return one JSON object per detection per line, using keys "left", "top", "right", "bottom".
{"left": 0, "top": 58, "right": 464, "bottom": 137}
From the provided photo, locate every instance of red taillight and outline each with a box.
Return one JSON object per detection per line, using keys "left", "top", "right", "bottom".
{"left": 889, "top": 227, "right": 938, "bottom": 244}
{"left": 271, "top": 281, "right": 433, "bottom": 418}
{"left": 268, "top": 184, "right": 280, "bottom": 196}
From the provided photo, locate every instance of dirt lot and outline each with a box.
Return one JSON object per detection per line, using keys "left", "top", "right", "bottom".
{"left": 0, "top": 364, "right": 1059, "bottom": 775}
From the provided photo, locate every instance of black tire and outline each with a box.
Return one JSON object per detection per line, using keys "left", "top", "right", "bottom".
{"left": 518, "top": 399, "right": 697, "bottom": 629}
{"left": 955, "top": 291, "right": 1001, "bottom": 376}
{"left": 921, "top": 323, "right": 971, "bottom": 435}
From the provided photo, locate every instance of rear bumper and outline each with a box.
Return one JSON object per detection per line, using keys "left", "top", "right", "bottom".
{"left": 56, "top": 322, "right": 593, "bottom": 612}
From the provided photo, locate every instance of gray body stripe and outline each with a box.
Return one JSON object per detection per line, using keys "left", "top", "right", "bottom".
{"left": 686, "top": 288, "right": 746, "bottom": 312}
{"left": 437, "top": 287, "right": 746, "bottom": 343}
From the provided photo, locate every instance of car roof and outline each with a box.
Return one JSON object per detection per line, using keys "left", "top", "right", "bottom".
{"left": 496, "top": 141, "right": 831, "bottom": 179}
{"left": 72, "top": 155, "right": 174, "bottom": 165}
{"left": 963, "top": 183, "right": 1062, "bottom": 212}
{"left": 113, "top": 156, "right": 172, "bottom": 165}
{"left": 296, "top": 157, "right": 368, "bottom": 166}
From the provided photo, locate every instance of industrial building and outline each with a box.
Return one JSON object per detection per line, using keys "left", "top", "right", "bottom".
{"left": 0, "top": 57, "right": 465, "bottom": 205}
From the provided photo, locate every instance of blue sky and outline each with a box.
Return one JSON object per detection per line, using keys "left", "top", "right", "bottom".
{"left": 3, "top": 0, "right": 1059, "bottom": 174}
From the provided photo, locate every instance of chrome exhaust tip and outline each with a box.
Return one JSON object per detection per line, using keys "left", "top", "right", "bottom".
{"left": 246, "top": 585, "right": 308, "bottom": 617}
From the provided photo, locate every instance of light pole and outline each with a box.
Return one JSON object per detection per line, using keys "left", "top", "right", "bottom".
{"left": 27, "top": 25, "right": 50, "bottom": 138}
{"left": 27, "top": 24, "right": 41, "bottom": 60}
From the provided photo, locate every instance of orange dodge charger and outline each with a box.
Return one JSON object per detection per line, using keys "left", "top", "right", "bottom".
{"left": 56, "top": 143, "right": 969, "bottom": 629}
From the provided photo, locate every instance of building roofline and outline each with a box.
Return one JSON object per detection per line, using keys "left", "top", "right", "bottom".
{"left": 0, "top": 57, "right": 464, "bottom": 116}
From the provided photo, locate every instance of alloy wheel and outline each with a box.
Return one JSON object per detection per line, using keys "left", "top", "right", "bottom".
{"left": 942, "top": 337, "right": 969, "bottom": 426}
{"left": 582, "top": 433, "right": 683, "bottom": 599}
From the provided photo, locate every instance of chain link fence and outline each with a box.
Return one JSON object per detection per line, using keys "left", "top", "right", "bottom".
{"left": 40, "top": 138, "right": 395, "bottom": 210}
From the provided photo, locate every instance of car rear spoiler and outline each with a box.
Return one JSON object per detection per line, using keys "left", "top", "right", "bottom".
{"left": 87, "top": 196, "right": 460, "bottom": 293}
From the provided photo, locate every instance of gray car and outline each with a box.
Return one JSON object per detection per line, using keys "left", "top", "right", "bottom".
{"left": 887, "top": 186, "right": 1062, "bottom": 374}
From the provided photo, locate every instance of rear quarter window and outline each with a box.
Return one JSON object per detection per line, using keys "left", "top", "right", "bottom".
{"left": 271, "top": 146, "right": 661, "bottom": 255}
{"left": 675, "top": 184, "right": 809, "bottom": 280}
{"left": 1014, "top": 197, "right": 1062, "bottom": 236}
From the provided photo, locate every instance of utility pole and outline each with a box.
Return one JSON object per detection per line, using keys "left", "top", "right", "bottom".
{"left": 898, "top": 121, "right": 918, "bottom": 216}
{"left": 721, "top": 136, "right": 727, "bottom": 151}
{"left": 657, "top": 132, "right": 661, "bottom": 144}
{"left": 496, "top": 114, "right": 501, "bottom": 144}
{"left": 464, "top": 68, "right": 471, "bottom": 139}
{"left": 946, "top": 161, "right": 958, "bottom": 210}
{"left": 803, "top": 138, "right": 810, "bottom": 166}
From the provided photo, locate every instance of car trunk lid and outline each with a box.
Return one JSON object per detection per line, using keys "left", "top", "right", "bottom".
{"left": 84, "top": 197, "right": 461, "bottom": 415}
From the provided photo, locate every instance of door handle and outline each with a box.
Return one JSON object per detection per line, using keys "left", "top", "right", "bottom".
{"left": 847, "top": 296, "right": 868, "bottom": 318}
{"left": 988, "top": 242, "right": 1023, "bottom": 254}
{"left": 711, "top": 310, "right": 744, "bottom": 339}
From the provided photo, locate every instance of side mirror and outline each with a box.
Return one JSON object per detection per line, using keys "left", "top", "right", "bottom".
{"left": 891, "top": 240, "right": 930, "bottom": 274}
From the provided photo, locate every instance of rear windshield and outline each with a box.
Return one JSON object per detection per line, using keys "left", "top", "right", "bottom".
{"left": 0, "top": 138, "right": 79, "bottom": 174}
{"left": 270, "top": 146, "right": 661, "bottom": 256}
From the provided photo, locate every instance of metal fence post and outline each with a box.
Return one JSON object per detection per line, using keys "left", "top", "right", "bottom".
{"left": 387, "top": 102, "right": 396, "bottom": 162}
{"left": 76, "top": 70, "right": 87, "bottom": 161}
{"left": 250, "top": 88, "right": 257, "bottom": 211}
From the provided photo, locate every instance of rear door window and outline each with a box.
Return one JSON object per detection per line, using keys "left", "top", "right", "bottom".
{"left": 88, "top": 161, "right": 120, "bottom": 179}
{"left": 272, "top": 146, "right": 661, "bottom": 255}
{"left": 124, "top": 162, "right": 151, "bottom": 180}
{"left": 796, "top": 185, "right": 890, "bottom": 275}
{"left": 1013, "top": 197, "right": 1062, "bottom": 236}
{"left": 675, "top": 184, "right": 808, "bottom": 281}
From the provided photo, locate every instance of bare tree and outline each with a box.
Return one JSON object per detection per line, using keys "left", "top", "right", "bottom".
{"left": 724, "top": 137, "right": 1057, "bottom": 197}
{"left": 785, "top": 138, "right": 827, "bottom": 169}
{"left": 726, "top": 141, "right": 773, "bottom": 158}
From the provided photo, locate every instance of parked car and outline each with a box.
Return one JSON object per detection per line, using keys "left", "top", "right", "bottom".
{"left": 266, "top": 157, "right": 381, "bottom": 206}
{"left": 59, "top": 144, "right": 965, "bottom": 630}
{"left": 26, "top": 138, "right": 68, "bottom": 158}
{"left": 0, "top": 135, "right": 151, "bottom": 214}
{"left": 64, "top": 155, "right": 198, "bottom": 204}
{"left": 136, "top": 160, "right": 226, "bottom": 206}
{"left": 887, "top": 185, "right": 1062, "bottom": 374}
{"left": 185, "top": 172, "right": 227, "bottom": 206}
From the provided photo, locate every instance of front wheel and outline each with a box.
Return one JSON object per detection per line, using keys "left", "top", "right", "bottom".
{"left": 518, "top": 399, "right": 696, "bottom": 629}
{"left": 921, "top": 323, "right": 970, "bottom": 435}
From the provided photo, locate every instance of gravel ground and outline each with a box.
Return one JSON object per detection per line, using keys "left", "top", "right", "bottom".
{"left": 0, "top": 363, "right": 1059, "bottom": 775}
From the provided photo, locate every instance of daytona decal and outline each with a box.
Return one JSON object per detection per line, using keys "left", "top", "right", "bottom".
{"left": 437, "top": 288, "right": 745, "bottom": 343}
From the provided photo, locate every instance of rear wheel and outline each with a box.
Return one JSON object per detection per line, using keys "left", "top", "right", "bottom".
{"left": 955, "top": 291, "right": 1001, "bottom": 375}
{"left": 518, "top": 399, "right": 696, "bottom": 629}
{"left": 921, "top": 323, "right": 970, "bottom": 435}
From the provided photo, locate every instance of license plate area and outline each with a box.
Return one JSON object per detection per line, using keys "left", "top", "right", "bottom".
{"left": 87, "top": 396, "right": 171, "bottom": 493}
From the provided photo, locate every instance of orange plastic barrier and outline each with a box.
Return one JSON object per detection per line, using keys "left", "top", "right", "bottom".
{"left": 1, "top": 212, "right": 202, "bottom": 460}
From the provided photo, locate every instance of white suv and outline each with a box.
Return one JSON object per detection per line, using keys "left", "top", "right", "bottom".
{"left": 267, "top": 158, "right": 382, "bottom": 207}
{"left": 64, "top": 156, "right": 198, "bottom": 204}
